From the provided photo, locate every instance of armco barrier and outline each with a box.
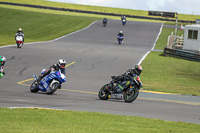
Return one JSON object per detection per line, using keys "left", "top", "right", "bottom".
{"left": 164, "top": 47, "right": 200, "bottom": 62}
{"left": 0, "top": 1, "right": 195, "bottom": 23}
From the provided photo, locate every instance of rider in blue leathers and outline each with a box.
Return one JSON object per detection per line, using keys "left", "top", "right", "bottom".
{"left": 36, "top": 59, "right": 66, "bottom": 84}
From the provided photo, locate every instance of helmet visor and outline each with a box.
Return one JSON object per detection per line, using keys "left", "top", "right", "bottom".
{"left": 60, "top": 63, "right": 66, "bottom": 68}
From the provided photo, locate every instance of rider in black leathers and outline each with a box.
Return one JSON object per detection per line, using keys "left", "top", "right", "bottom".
{"left": 117, "top": 31, "right": 124, "bottom": 44}
{"left": 112, "top": 65, "right": 143, "bottom": 88}
{"left": 103, "top": 18, "right": 107, "bottom": 26}
{"left": 118, "top": 31, "right": 124, "bottom": 37}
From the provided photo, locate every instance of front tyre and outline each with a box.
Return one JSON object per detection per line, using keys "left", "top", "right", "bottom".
{"left": 124, "top": 87, "right": 139, "bottom": 103}
{"left": 98, "top": 84, "right": 110, "bottom": 100}
{"left": 46, "top": 82, "right": 60, "bottom": 95}
{"left": 118, "top": 39, "right": 121, "bottom": 45}
{"left": 17, "top": 42, "right": 21, "bottom": 48}
{"left": 30, "top": 80, "right": 39, "bottom": 93}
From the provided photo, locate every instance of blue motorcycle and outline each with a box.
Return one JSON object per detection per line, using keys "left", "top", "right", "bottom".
{"left": 30, "top": 69, "right": 66, "bottom": 95}
{"left": 117, "top": 35, "right": 124, "bottom": 45}
{"left": 122, "top": 18, "right": 126, "bottom": 26}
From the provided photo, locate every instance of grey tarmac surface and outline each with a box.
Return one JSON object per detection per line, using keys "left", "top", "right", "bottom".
{"left": 0, "top": 20, "right": 199, "bottom": 124}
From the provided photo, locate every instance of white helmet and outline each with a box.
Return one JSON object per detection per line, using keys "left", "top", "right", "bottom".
{"left": 120, "top": 31, "right": 123, "bottom": 34}
{"left": 18, "top": 28, "right": 22, "bottom": 31}
{"left": 58, "top": 59, "right": 66, "bottom": 68}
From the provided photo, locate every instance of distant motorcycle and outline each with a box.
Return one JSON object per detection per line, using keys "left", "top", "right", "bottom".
{"left": 15, "top": 33, "right": 24, "bottom": 48}
{"left": 117, "top": 35, "right": 124, "bottom": 45}
{"left": 98, "top": 73, "right": 142, "bottom": 103}
{"left": 122, "top": 18, "right": 126, "bottom": 26}
{"left": 30, "top": 69, "right": 66, "bottom": 95}
{"left": 103, "top": 19, "right": 107, "bottom": 27}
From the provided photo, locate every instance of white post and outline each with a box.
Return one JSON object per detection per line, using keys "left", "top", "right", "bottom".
{"left": 173, "top": 13, "right": 178, "bottom": 49}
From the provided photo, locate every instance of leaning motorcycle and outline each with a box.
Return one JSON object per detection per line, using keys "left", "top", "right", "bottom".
{"left": 98, "top": 73, "right": 142, "bottom": 103}
{"left": 117, "top": 35, "right": 124, "bottom": 45}
{"left": 15, "top": 33, "right": 24, "bottom": 48}
{"left": 30, "top": 69, "right": 66, "bottom": 95}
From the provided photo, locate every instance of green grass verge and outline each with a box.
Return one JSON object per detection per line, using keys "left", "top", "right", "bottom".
{"left": 1, "top": 108, "right": 200, "bottom": 132}
{"left": 0, "top": 5, "right": 99, "bottom": 46}
{"left": 141, "top": 28, "right": 200, "bottom": 96}
{"left": 0, "top": 0, "right": 200, "bottom": 21}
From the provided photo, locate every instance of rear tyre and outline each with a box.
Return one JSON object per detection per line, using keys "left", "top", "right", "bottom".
{"left": 98, "top": 84, "right": 110, "bottom": 100}
{"left": 46, "top": 82, "right": 59, "bottom": 95}
{"left": 124, "top": 87, "right": 139, "bottom": 103}
{"left": 30, "top": 80, "right": 39, "bottom": 93}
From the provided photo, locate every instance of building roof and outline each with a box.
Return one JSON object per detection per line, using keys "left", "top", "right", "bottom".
{"left": 185, "top": 24, "right": 200, "bottom": 28}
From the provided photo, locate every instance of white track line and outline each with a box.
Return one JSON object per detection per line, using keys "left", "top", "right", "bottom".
{"left": 137, "top": 23, "right": 163, "bottom": 65}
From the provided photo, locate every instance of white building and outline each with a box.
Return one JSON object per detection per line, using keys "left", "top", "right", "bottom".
{"left": 182, "top": 25, "right": 200, "bottom": 52}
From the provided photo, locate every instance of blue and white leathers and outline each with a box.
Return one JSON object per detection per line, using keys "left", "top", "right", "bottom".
{"left": 33, "top": 69, "right": 66, "bottom": 92}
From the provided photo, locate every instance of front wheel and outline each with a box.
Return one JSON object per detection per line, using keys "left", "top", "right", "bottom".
{"left": 124, "top": 87, "right": 139, "bottom": 103}
{"left": 46, "top": 82, "right": 60, "bottom": 95}
{"left": 17, "top": 42, "right": 21, "bottom": 48}
{"left": 98, "top": 84, "right": 110, "bottom": 100}
{"left": 118, "top": 39, "right": 122, "bottom": 45}
{"left": 30, "top": 80, "right": 39, "bottom": 93}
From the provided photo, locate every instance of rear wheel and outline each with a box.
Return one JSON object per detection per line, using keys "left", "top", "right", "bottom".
{"left": 124, "top": 87, "right": 139, "bottom": 103}
{"left": 46, "top": 82, "right": 60, "bottom": 95}
{"left": 30, "top": 80, "right": 39, "bottom": 93}
{"left": 98, "top": 84, "right": 110, "bottom": 100}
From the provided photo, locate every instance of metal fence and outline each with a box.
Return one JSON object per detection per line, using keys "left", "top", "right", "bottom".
{"left": 164, "top": 47, "right": 200, "bottom": 62}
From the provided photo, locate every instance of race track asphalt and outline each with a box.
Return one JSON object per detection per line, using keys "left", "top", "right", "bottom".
{"left": 0, "top": 20, "right": 199, "bottom": 124}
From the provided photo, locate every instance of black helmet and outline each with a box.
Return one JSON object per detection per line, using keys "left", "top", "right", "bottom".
{"left": 134, "top": 65, "right": 142, "bottom": 75}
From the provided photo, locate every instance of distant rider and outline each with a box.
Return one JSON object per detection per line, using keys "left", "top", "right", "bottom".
{"left": 111, "top": 65, "right": 143, "bottom": 88}
{"left": 121, "top": 16, "right": 126, "bottom": 21}
{"left": 118, "top": 31, "right": 124, "bottom": 37}
{"left": 36, "top": 59, "right": 66, "bottom": 84}
{"left": 15, "top": 28, "right": 24, "bottom": 42}
{"left": 103, "top": 18, "right": 107, "bottom": 25}
{"left": 0, "top": 56, "right": 6, "bottom": 78}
